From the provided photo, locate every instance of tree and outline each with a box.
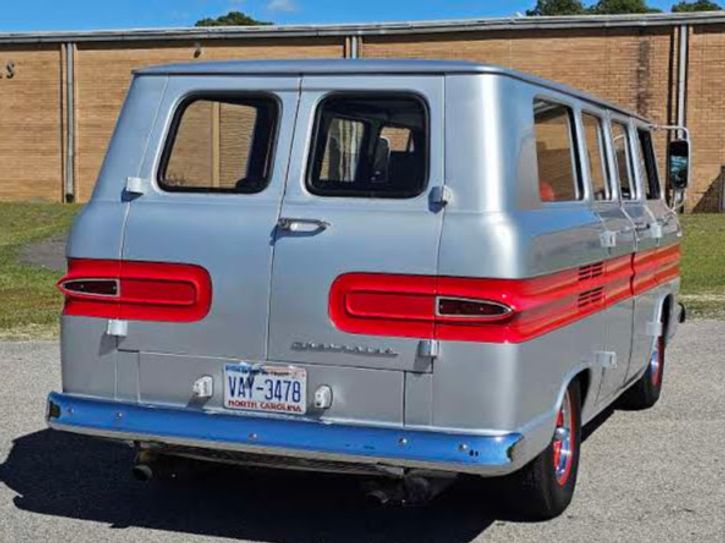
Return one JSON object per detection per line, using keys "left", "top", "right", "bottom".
{"left": 672, "top": 0, "right": 722, "bottom": 11}
{"left": 588, "top": 0, "right": 662, "bottom": 13}
{"left": 195, "top": 11, "right": 272, "bottom": 27}
{"left": 526, "top": 0, "right": 587, "bottom": 15}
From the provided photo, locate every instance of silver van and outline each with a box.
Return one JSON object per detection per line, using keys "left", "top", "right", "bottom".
{"left": 47, "top": 59, "right": 689, "bottom": 519}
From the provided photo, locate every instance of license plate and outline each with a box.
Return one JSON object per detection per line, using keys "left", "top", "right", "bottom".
{"left": 223, "top": 363, "right": 307, "bottom": 415}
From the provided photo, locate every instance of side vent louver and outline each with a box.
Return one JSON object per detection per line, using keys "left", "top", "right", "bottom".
{"left": 578, "top": 262, "right": 604, "bottom": 282}
{"left": 578, "top": 287, "right": 604, "bottom": 309}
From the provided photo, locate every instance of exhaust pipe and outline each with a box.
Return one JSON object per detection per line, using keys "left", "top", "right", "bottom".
{"left": 132, "top": 449, "right": 175, "bottom": 482}
{"left": 364, "top": 474, "right": 456, "bottom": 506}
{"left": 132, "top": 463, "right": 154, "bottom": 482}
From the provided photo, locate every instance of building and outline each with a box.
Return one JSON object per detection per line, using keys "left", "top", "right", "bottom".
{"left": 0, "top": 12, "right": 723, "bottom": 211}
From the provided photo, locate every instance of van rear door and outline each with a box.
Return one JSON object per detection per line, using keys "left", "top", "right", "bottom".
{"left": 267, "top": 75, "right": 445, "bottom": 372}
{"left": 119, "top": 75, "right": 299, "bottom": 361}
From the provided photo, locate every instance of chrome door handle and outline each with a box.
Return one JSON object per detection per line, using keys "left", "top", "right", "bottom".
{"left": 634, "top": 221, "right": 651, "bottom": 232}
{"left": 277, "top": 217, "right": 330, "bottom": 233}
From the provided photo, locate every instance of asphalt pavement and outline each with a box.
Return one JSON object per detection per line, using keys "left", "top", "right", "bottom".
{"left": 0, "top": 321, "right": 723, "bottom": 543}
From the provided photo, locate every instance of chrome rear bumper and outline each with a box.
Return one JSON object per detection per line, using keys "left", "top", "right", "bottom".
{"left": 47, "top": 392, "right": 523, "bottom": 476}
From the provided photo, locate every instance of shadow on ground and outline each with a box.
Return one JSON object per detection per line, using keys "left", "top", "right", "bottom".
{"left": 0, "top": 410, "right": 613, "bottom": 542}
{"left": 0, "top": 430, "right": 497, "bottom": 542}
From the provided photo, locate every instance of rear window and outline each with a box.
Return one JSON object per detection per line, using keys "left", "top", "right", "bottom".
{"left": 534, "top": 100, "right": 582, "bottom": 203}
{"left": 307, "top": 94, "right": 428, "bottom": 198}
{"left": 159, "top": 96, "right": 278, "bottom": 193}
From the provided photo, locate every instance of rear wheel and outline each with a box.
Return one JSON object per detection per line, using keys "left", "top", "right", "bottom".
{"left": 618, "top": 334, "right": 665, "bottom": 410}
{"left": 501, "top": 379, "right": 582, "bottom": 520}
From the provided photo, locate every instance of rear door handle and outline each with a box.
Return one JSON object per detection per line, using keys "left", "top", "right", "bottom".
{"left": 277, "top": 218, "right": 330, "bottom": 233}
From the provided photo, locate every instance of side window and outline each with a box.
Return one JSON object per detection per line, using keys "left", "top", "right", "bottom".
{"left": 308, "top": 94, "right": 428, "bottom": 198}
{"left": 160, "top": 96, "right": 278, "bottom": 193}
{"left": 534, "top": 100, "right": 582, "bottom": 202}
{"left": 582, "top": 113, "right": 612, "bottom": 201}
{"left": 611, "top": 122, "right": 635, "bottom": 200}
{"left": 637, "top": 129, "right": 661, "bottom": 200}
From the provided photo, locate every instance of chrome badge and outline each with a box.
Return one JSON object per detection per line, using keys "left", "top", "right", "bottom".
{"left": 291, "top": 341, "right": 399, "bottom": 358}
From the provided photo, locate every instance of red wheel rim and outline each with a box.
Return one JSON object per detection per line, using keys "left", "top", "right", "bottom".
{"left": 552, "top": 389, "right": 575, "bottom": 486}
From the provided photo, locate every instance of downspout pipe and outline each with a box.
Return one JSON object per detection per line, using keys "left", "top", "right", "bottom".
{"left": 64, "top": 42, "right": 75, "bottom": 203}
{"left": 676, "top": 25, "right": 688, "bottom": 138}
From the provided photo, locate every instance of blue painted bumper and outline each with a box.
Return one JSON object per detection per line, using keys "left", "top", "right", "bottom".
{"left": 46, "top": 392, "right": 522, "bottom": 473}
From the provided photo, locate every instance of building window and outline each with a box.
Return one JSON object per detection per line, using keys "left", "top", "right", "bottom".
{"left": 307, "top": 94, "right": 428, "bottom": 198}
{"left": 611, "top": 121, "right": 636, "bottom": 200}
{"left": 582, "top": 113, "right": 612, "bottom": 201}
{"left": 534, "top": 100, "right": 582, "bottom": 203}
{"left": 159, "top": 96, "right": 278, "bottom": 193}
{"left": 637, "top": 129, "right": 662, "bottom": 200}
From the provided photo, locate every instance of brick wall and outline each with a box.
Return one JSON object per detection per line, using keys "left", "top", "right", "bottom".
{"left": 688, "top": 24, "right": 725, "bottom": 211}
{"left": 0, "top": 23, "right": 723, "bottom": 210}
{"left": 74, "top": 38, "right": 344, "bottom": 200}
{"left": 0, "top": 45, "right": 63, "bottom": 201}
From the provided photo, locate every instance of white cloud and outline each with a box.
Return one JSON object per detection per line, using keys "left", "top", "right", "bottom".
{"left": 267, "top": 0, "right": 297, "bottom": 13}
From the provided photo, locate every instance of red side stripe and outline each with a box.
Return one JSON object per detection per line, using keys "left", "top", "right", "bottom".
{"left": 329, "top": 243, "right": 680, "bottom": 344}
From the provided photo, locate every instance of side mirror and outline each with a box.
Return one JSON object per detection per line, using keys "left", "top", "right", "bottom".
{"left": 667, "top": 139, "right": 690, "bottom": 191}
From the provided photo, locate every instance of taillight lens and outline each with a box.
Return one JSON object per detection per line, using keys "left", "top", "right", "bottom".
{"left": 436, "top": 297, "right": 512, "bottom": 320}
{"left": 57, "top": 259, "right": 212, "bottom": 322}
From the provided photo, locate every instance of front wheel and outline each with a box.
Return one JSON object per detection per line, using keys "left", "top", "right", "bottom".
{"left": 501, "top": 379, "right": 582, "bottom": 520}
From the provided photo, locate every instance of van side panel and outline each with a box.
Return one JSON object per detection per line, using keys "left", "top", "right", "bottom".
{"left": 433, "top": 75, "right": 609, "bottom": 441}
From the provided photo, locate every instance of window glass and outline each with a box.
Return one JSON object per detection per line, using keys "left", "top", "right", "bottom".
{"left": 308, "top": 95, "right": 427, "bottom": 198}
{"left": 534, "top": 100, "right": 582, "bottom": 202}
{"left": 611, "top": 122, "right": 635, "bottom": 200}
{"left": 582, "top": 113, "right": 612, "bottom": 201}
{"left": 637, "top": 129, "right": 662, "bottom": 200}
{"left": 160, "top": 97, "right": 277, "bottom": 193}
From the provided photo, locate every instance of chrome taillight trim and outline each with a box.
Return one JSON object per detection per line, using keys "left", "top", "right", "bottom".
{"left": 435, "top": 296, "right": 513, "bottom": 319}
{"left": 59, "top": 278, "right": 121, "bottom": 298}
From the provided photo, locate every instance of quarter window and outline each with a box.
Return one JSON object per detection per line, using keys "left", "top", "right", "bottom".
{"left": 611, "top": 122, "right": 636, "bottom": 200}
{"left": 160, "top": 96, "right": 278, "bottom": 193}
{"left": 534, "top": 100, "right": 582, "bottom": 203}
{"left": 637, "top": 129, "right": 661, "bottom": 200}
{"left": 308, "top": 95, "right": 428, "bottom": 198}
{"left": 582, "top": 113, "right": 612, "bottom": 201}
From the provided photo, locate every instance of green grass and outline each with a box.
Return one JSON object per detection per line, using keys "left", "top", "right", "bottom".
{"left": 0, "top": 204, "right": 721, "bottom": 340}
{"left": 0, "top": 203, "right": 81, "bottom": 339}
{"left": 679, "top": 214, "right": 725, "bottom": 320}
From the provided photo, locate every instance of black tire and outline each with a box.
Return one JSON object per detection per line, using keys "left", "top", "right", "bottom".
{"left": 501, "top": 379, "right": 582, "bottom": 520}
{"left": 618, "top": 334, "right": 665, "bottom": 410}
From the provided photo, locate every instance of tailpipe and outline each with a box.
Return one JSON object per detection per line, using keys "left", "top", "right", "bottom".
{"left": 132, "top": 449, "right": 176, "bottom": 482}
{"left": 363, "top": 473, "right": 456, "bottom": 506}
{"left": 132, "top": 463, "right": 154, "bottom": 482}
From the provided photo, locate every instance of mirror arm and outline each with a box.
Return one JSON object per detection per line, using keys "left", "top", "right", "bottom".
{"left": 651, "top": 124, "right": 691, "bottom": 142}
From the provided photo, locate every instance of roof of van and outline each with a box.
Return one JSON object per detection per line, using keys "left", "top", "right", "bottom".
{"left": 136, "top": 59, "right": 649, "bottom": 122}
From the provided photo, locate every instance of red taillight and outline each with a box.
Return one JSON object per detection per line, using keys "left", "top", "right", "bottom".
{"left": 329, "top": 267, "right": 622, "bottom": 343}
{"left": 329, "top": 274, "right": 519, "bottom": 343}
{"left": 57, "top": 259, "right": 212, "bottom": 322}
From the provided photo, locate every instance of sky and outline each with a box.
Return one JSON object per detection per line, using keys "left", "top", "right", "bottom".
{"left": 0, "top": 1, "right": 696, "bottom": 32}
